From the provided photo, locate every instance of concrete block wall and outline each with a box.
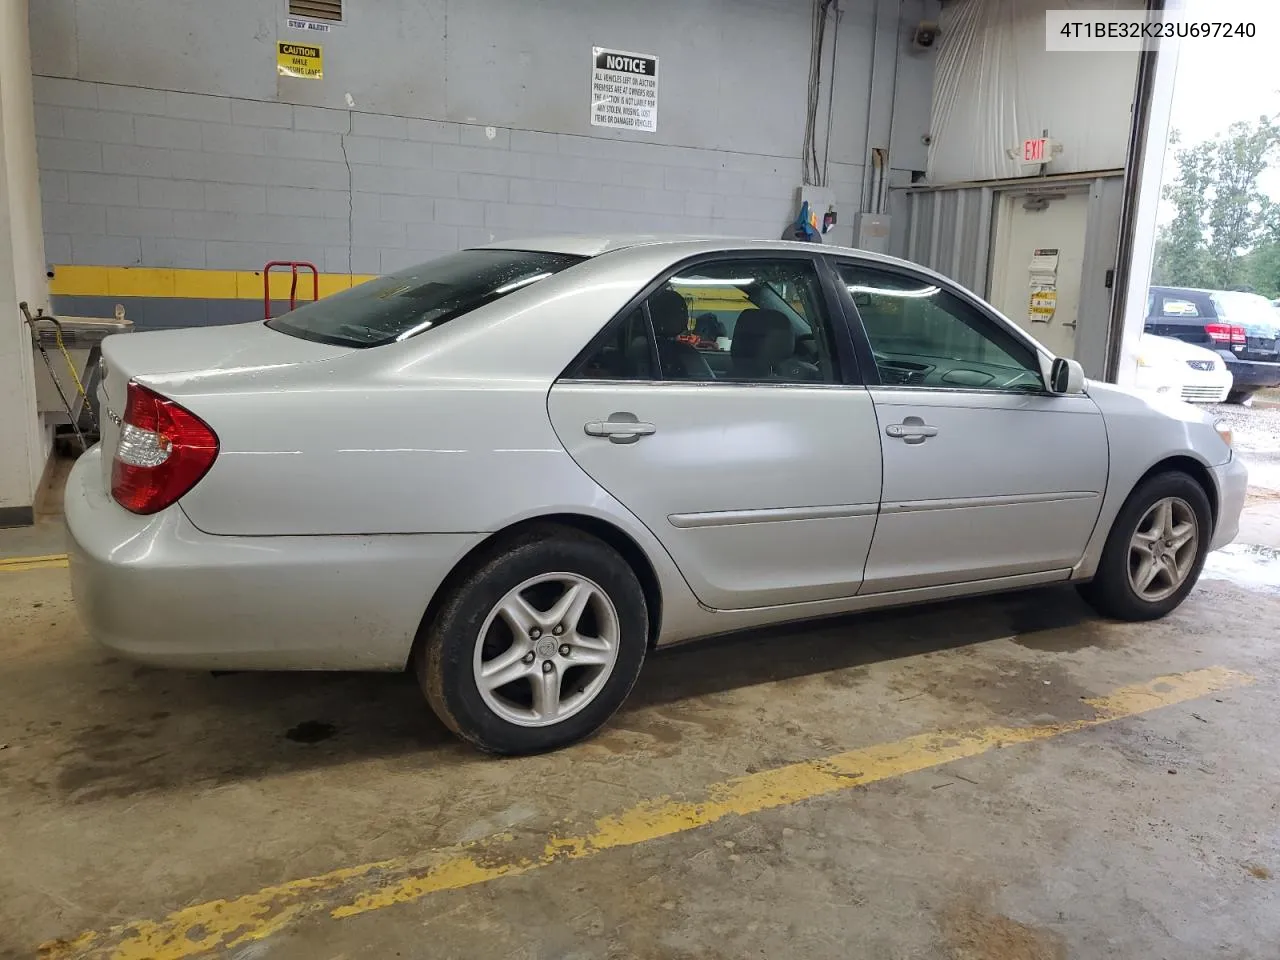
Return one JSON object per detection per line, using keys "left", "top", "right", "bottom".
{"left": 36, "top": 75, "right": 864, "bottom": 280}
{"left": 30, "top": 0, "right": 939, "bottom": 328}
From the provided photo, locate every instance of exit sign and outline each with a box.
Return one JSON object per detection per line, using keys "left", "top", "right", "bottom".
{"left": 1022, "top": 137, "right": 1048, "bottom": 162}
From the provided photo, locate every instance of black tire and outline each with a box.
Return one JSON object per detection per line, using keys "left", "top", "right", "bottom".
{"left": 1226, "top": 389, "right": 1254, "bottom": 407}
{"left": 417, "top": 525, "right": 648, "bottom": 755}
{"left": 1076, "top": 470, "right": 1213, "bottom": 621}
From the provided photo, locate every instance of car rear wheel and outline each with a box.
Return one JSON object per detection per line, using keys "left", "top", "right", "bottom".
{"left": 417, "top": 526, "right": 648, "bottom": 754}
{"left": 1226, "top": 389, "right": 1255, "bottom": 406}
{"left": 1077, "top": 471, "right": 1212, "bottom": 621}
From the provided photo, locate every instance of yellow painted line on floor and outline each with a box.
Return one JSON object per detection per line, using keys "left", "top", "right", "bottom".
{"left": 0, "top": 553, "right": 68, "bottom": 572}
{"left": 40, "top": 666, "right": 1251, "bottom": 960}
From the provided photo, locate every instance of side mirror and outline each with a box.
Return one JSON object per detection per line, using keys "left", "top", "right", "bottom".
{"left": 1049, "top": 357, "right": 1086, "bottom": 395}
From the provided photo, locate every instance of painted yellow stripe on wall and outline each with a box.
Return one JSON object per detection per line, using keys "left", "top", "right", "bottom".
{"left": 0, "top": 553, "right": 69, "bottom": 572}
{"left": 38, "top": 666, "right": 1252, "bottom": 960}
{"left": 49, "top": 265, "right": 378, "bottom": 301}
{"left": 173, "top": 270, "right": 239, "bottom": 300}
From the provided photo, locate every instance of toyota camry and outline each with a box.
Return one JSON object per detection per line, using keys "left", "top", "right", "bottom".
{"left": 66, "top": 237, "right": 1247, "bottom": 753}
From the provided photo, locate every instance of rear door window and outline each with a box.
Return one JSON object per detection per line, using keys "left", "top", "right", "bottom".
{"left": 1161, "top": 297, "right": 1201, "bottom": 317}
{"left": 655, "top": 259, "right": 838, "bottom": 383}
{"left": 565, "top": 257, "right": 840, "bottom": 384}
{"left": 569, "top": 307, "right": 656, "bottom": 380}
{"left": 266, "top": 249, "right": 585, "bottom": 348}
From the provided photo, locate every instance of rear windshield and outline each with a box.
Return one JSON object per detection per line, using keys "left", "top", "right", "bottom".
{"left": 266, "top": 249, "right": 586, "bottom": 348}
{"left": 1210, "top": 291, "right": 1280, "bottom": 334}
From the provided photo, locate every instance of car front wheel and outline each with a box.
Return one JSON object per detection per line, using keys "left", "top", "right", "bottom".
{"left": 418, "top": 526, "right": 648, "bottom": 754}
{"left": 1077, "top": 471, "right": 1212, "bottom": 621}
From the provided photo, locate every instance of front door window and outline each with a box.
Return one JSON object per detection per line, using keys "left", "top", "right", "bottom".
{"left": 836, "top": 263, "right": 1045, "bottom": 392}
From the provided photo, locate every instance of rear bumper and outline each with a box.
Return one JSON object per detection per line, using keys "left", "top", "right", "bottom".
{"left": 1222, "top": 354, "right": 1280, "bottom": 390}
{"left": 1208, "top": 453, "right": 1249, "bottom": 552}
{"left": 65, "top": 446, "right": 479, "bottom": 670}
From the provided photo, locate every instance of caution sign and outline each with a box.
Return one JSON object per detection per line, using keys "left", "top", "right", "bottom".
{"left": 591, "top": 47, "right": 658, "bottom": 132}
{"left": 1029, "top": 288, "right": 1057, "bottom": 323}
{"left": 277, "top": 41, "right": 323, "bottom": 80}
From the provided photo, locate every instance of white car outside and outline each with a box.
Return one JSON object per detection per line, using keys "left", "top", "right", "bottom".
{"left": 1134, "top": 333, "right": 1234, "bottom": 403}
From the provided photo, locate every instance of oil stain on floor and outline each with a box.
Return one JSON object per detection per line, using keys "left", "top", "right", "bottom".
{"left": 285, "top": 720, "right": 338, "bottom": 743}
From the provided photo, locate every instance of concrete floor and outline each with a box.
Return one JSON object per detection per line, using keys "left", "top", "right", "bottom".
{"left": 4, "top": 426, "right": 1280, "bottom": 959}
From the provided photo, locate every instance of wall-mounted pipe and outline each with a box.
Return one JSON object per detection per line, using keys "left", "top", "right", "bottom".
{"left": 859, "top": 0, "right": 881, "bottom": 211}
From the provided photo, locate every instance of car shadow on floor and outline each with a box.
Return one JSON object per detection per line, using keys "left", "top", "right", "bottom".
{"left": 630, "top": 584, "right": 1100, "bottom": 710}
{"left": 16, "top": 585, "right": 1098, "bottom": 805}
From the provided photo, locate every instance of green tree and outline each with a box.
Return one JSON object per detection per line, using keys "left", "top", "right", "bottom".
{"left": 1153, "top": 130, "right": 1215, "bottom": 288}
{"left": 1243, "top": 242, "right": 1280, "bottom": 299}
{"left": 1205, "top": 116, "right": 1280, "bottom": 285}
{"left": 1242, "top": 199, "right": 1280, "bottom": 298}
{"left": 1152, "top": 116, "right": 1280, "bottom": 290}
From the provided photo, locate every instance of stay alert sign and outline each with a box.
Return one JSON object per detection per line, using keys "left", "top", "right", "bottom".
{"left": 591, "top": 46, "right": 658, "bottom": 132}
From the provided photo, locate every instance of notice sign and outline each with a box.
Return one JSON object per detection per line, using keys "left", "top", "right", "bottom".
{"left": 277, "top": 41, "right": 323, "bottom": 80}
{"left": 591, "top": 47, "right": 658, "bottom": 132}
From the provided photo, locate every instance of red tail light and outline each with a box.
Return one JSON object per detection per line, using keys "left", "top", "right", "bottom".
{"left": 111, "top": 382, "right": 219, "bottom": 515}
{"left": 1205, "top": 323, "right": 1247, "bottom": 345}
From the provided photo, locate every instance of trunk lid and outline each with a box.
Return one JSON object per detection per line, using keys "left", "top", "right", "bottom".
{"left": 1210, "top": 291, "right": 1280, "bottom": 362}
{"left": 96, "top": 321, "right": 354, "bottom": 492}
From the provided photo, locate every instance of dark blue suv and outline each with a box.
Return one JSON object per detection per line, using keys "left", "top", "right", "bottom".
{"left": 1146, "top": 286, "right": 1280, "bottom": 403}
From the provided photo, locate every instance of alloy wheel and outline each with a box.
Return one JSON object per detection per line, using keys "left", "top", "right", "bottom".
{"left": 472, "top": 572, "right": 621, "bottom": 727}
{"left": 1128, "top": 496, "right": 1199, "bottom": 603}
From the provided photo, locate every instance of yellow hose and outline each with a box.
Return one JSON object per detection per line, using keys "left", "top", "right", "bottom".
{"left": 50, "top": 321, "right": 90, "bottom": 406}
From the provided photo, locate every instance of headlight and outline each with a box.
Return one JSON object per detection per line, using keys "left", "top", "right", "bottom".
{"left": 1214, "top": 419, "right": 1233, "bottom": 448}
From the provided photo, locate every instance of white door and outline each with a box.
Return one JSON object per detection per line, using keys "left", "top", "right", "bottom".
{"left": 547, "top": 256, "right": 883, "bottom": 610}
{"left": 989, "top": 190, "right": 1090, "bottom": 359}
{"left": 832, "top": 259, "right": 1108, "bottom": 593}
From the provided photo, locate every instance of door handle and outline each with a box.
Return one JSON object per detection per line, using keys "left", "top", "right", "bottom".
{"left": 885, "top": 417, "right": 938, "bottom": 444}
{"left": 584, "top": 412, "right": 656, "bottom": 444}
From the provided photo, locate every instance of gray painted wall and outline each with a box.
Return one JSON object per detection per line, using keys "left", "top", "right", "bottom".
{"left": 30, "top": 0, "right": 938, "bottom": 277}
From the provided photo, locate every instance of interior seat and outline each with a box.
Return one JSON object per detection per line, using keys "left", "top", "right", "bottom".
{"left": 730, "top": 309, "right": 820, "bottom": 380}
{"left": 647, "top": 289, "right": 715, "bottom": 380}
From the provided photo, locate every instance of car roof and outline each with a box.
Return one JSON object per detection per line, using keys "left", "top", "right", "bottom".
{"left": 479, "top": 234, "right": 724, "bottom": 257}
{"left": 1150, "top": 286, "right": 1215, "bottom": 296}
{"left": 478, "top": 234, "right": 935, "bottom": 273}
{"left": 1153, "top": 285, "right": 1270, "bottom": 300}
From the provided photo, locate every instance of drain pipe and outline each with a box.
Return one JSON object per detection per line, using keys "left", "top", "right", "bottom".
{"left": 859, "top": 0, "right": 881, "bottom": 212}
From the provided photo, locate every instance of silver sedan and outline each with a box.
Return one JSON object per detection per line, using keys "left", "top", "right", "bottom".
{"left": 66, "top": 236, "right": 1248, "bottom": 753}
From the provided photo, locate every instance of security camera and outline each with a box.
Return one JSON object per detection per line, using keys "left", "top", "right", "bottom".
{"left": 912, "top": 21, "right": 940, "bottom": 49}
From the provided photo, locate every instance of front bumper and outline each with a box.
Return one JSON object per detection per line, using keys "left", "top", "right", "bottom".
{"left": 1133, "top": 362, "right": 1231, "bottom": 403}
{"left": 65, "top": 446, "right": 478, "bottom": 671}
{"left": 1208, "top": 453, "right": 1249, "bottom": 551}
